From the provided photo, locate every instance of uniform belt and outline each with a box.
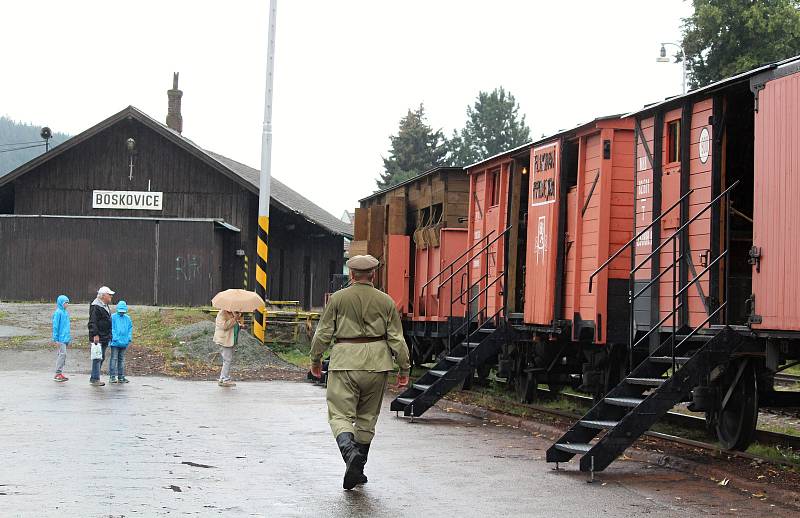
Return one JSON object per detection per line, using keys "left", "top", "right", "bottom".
{"left": 336, "top": 336, "right": 386, "bottom": 344}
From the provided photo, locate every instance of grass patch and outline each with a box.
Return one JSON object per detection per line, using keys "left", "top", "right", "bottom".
{"left": 783, "top": 364, "right": 800, "bottom": 377}
{"left": 758, "top": 421, "right": 800, "bottom": 438}
{"left": 270, "top": 342, "right": 311, "bottom": 369}
{"left": 0, "top": 336, "right": 29, "bottom": 349}
{"left": 0, "top": 310, "right": 8, "bottom": 322}
{"left": 747, "top": 443, "right": 800, "bottom": 468}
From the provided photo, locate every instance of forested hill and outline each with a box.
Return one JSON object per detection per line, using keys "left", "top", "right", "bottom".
{"left": 0, "top": 116, "right": 70, "bottom": 178}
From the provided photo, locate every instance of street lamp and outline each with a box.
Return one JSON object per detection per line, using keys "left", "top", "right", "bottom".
{"left": 657, "top": 42, "right": 687, "bottom": 94}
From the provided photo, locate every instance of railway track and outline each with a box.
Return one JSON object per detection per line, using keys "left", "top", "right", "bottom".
{"left": 534, "top": 387, "right": 800, "bottom": 450}
{"left": 452, "top": 388, "right": 800, "bottom": 468}
{"left": 775, "top": 373, "right": 800, "bottom": 386}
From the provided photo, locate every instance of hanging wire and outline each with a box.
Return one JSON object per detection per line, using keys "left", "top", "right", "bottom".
{"left": 0, "top": 143, "right": 47, "bottom": 153}
{"left": 0, "top": 140, "right": 47, "bottom": 147}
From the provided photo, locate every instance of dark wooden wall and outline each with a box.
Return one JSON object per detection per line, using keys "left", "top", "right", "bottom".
{"left": 0, "top": 216, "right": 227, "bottom": 305}
{"left": 264, "top": 207, "right": 343, "bottom": 309}
{"left": 3, "top": 117, "right": 344, "bottom": 308}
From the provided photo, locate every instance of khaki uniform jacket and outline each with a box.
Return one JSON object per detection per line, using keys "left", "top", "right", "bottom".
{"left": 213, "top": 311, "right": 237, "bottom": 348}
{"left": 310, "top": 282, "right": 411, "bottom": 375}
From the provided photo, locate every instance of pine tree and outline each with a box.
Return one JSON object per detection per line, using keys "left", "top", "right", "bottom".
{"left": 0, "top": 116, "right": 69, "bottom": 177}
{"left": 447, "top": 87, "right": 530, "bottom": 167}
{"left": 682, "top": 0, "right": 800, "bottom": 88}
{"left": 377, "top": 104, "right": 447, "bottom": 190}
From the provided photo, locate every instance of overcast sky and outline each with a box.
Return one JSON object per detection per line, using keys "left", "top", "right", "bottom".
{"left": 1, "top": 0, "right": 692, "bottom": 218}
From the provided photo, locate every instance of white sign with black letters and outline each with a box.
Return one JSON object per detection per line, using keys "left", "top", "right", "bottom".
{"left": 92, "top": 190, "right": 163, "bottom": 210}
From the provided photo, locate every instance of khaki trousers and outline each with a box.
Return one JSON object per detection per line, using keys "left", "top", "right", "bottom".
{"left": 326, "top": 370, "right": 388, "bottom": 444}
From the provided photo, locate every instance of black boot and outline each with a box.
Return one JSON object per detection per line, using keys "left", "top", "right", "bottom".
{"left": 335, "top": 432, "right": 365, "bottom": 490}
{"left": 356, "top": 442, "right": 370, "bottom": 485}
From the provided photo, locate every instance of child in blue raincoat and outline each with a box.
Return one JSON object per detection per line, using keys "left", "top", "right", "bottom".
{"left": 52, "top": 295, "right": 71, "bottom": 382}
{"left": 109, "top": 301, "right": 133, "bottom": 383}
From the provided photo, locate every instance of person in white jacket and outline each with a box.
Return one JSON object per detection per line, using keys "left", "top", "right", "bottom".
{"left": 214, "top": 310, "right": 244, "bottom": 387}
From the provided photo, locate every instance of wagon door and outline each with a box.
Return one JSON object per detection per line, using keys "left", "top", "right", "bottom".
{"left": 750, "top": 70, "right": 800, "bottom": 330}
{"left": 524, "top": 142, "right": 560, "bottom": 325}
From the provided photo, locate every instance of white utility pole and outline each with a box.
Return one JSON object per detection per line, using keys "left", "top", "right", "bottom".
{"left": 254, "top": 0, "right": 277, "bottom": 342}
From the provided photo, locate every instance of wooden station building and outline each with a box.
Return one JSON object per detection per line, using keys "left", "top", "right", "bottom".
{"left": 0, "top": 85, "right": 351, "bottom": 307}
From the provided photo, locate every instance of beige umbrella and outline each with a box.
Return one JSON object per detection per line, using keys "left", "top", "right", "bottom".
{"left": 211, "top": 289, "right": 265, "bottom": 313}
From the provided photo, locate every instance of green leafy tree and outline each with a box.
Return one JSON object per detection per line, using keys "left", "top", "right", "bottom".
{"left": 682, "top": 0, "right": 800, "bottom": 88}
{"left": 377, "top": 104, "right": 447, "bottom": 190}
{"left": 447, "top": 87, "right": 530, "bottom": 167}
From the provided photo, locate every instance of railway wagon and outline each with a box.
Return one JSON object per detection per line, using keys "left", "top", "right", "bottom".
{"left": 390, "top": 116, "right": 639, "bottom": 418}
{"left": 547, "top": 56, "right": 800, "bottom": 473}
{"left": 354, "top": 167, "right": 470, "bottom": 364}
{"left": 463, "top": 116, "right": 636, "bottom": 401}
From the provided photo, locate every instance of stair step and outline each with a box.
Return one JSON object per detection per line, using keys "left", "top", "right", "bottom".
{"left": 580, "top": 420, "right": 619, "bottom": 430}
{"left": 554, "top": 443, "right": 592, "bottom": 454}
{"left": 626, "top": 377, "right": 667, "bottom": 387}
{"left": 412, "top": 383, "right": 431, "bottom": 392}
{"left": 605, "top": 397, "right": 645, "bottom": 408}
{"left": 445, "top": 356, "right": 464, "bottom": 363}
{"left": 650, "top": 356, "right": 691, "bottom": 364}
{"left": 395, "top": 397, "right": 413, "bottom": 405}
{"left": 463, "top": 342, "right": 480, "bottom": 348}
{"left": 429, "top": 370, "right": 448, "bottom": 377}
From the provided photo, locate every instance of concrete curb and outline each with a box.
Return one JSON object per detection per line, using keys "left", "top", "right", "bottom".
{"left": 436, "top": 398, "right": 800, "bottom": 511}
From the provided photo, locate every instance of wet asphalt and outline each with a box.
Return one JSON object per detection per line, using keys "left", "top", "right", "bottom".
{"left": 1, "top": 371, "right": 792, "bottom": 517}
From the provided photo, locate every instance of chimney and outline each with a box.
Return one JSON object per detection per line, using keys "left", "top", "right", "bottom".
{"left": 166, "top": 72, "right": 183, "bottom": 133}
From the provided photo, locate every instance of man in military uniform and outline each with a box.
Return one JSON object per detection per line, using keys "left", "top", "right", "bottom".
{"left": 310, "top": 254, "right": 410, "bottom": 490}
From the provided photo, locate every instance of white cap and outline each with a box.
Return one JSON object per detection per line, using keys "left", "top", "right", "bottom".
{"left": 98, "top": 286, "right": 115, "bottom": 295}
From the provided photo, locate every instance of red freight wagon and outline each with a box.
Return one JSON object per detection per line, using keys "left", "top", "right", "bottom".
{"left": 463, "top": 116, "right": 635, "bottom": 399}
{"left": 547, "top": 58, "right": 800, "bottom": 474}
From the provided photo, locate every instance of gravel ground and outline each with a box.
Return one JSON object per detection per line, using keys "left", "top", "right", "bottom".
{"left": 171, "top": 320, "right": 302, "bottom": 372}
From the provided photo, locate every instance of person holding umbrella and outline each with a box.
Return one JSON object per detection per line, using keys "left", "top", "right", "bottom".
{"left": 211, "top": 289, "right": 264, "bottom": 387}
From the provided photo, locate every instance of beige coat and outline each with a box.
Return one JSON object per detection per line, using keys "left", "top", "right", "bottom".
{"left": 213, "top": 311, "right": 237, "bottom": 347}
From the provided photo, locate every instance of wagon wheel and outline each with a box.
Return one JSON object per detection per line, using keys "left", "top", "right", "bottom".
{"left": 476, "top": 363, "right": 492, "bottom": 387}
{"left": 715, "top": 360, "right": 759, "bottom": 451}
{"left": 515, "top": 370, "right": 537, "bottom": 404}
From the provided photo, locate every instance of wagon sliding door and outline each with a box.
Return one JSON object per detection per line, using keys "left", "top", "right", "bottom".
{"left": 750, "top": 70, "right": 800, "bottom": 331}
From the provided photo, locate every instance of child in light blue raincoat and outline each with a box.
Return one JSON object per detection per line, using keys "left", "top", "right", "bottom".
{"left": 109, "top": 301, "right": 133, "bottom": 383}
{"left": 52, "top": 295, "right": 71, "bottom": 382}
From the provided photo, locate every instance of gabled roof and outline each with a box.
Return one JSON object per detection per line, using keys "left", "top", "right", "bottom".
{"left": 0, "top": 106, "right": 352, "bottom": 238}
{"left": 206, "top": 151, "right": 353, "bottom": 237}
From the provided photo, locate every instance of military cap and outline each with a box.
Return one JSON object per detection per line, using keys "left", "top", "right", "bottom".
{"left": 346, "top": 254, "right": 380, "bottom": 271}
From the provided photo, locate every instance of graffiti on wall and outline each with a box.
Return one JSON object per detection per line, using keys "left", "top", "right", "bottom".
{"left": 175, "top": 254, "right": 201, "bottom": 281}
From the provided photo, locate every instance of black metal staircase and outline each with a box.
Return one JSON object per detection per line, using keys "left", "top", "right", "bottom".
{"left": 391, "top": 226, "right": 511, "bottom": 418}
{"left": 546, "top": 327, "right": 745, "bottom": 472}
{"left": 547, "top": 181, "right": 740, "bottom": 472}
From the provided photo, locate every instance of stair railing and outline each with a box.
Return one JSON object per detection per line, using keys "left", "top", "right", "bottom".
{"left": 418, "top": 230, "right": 495, "bottom": 318}
{"left": 442, "top": 226, "right": 511, "bottom": 361}
{"left": 588, "top": 180, "right": 738, "bottom": 374}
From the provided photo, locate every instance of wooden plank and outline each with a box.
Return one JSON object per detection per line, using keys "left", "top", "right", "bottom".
{"left": 387, "top": 197, "right": 407, "bottom": 235}
{"left": 350, "top": 240, "right": 368, "bottom": 257}
{"left": 368, "top": 205, "right": 385, "bottom": 258}
{"left": 354, "top": 207, "right": 369, "bottom": 240}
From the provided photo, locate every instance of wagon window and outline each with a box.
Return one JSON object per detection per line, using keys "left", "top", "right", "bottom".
{"left": 667, "top": 119, "right": 681, "bottom": 164}
{"left": 489, "top": 169, "right": 501, "bottom": 206}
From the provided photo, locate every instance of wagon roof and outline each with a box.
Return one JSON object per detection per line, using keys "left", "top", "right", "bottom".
{"left": 626, "top": 54, "right": 800, "bottom": 118}
{"left": 464, "top": 113, "right": 626, "bottom": 171}
{"left": 358, "top": 166, "right": 464, "bottom": 203}
{"left": 0, "top": 106, "right": 352, "bottom": 238}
